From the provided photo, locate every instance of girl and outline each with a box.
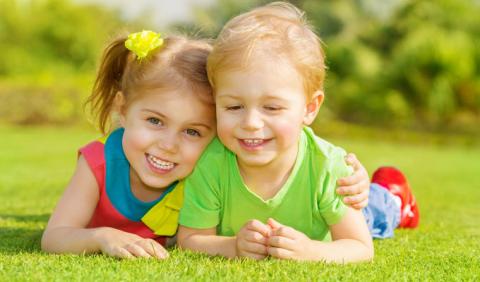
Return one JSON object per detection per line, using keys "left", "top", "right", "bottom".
{"left": 41, "top": 31, "right": 371, "bottom": 259}
{"left": 178, "top": 2, "right": 419, "bottom": 262}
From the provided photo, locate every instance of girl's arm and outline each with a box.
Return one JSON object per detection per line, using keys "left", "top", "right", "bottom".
{"left": 41, "top": 156, "right": 167, "bottom": 259}
{"left": 337, "top": 153, "right": 370, "bottom": 209}
{"left": 267, "top": 208, "right": 373, "bottom": 263}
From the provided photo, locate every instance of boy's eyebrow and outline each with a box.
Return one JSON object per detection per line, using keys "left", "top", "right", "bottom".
{"left": 141, "top": 109, "right": 213, "bottom": 130}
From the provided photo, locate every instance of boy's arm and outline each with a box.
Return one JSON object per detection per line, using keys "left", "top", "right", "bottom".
{"left": 41, "top": 156, "right": 167, "bottom": 259}
{"left": 267, "top": 207, "right": 373, "bottom": 263}
{"left": 177, "top": 225, "right": 237, "bottom": 258}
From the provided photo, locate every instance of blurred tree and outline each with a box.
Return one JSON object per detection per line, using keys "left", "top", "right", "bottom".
{"left": 191, "top": 0, "right": 480, "bottom": 131}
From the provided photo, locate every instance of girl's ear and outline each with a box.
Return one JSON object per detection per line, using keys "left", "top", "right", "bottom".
{"left": 114, "top": 91, "right": 127, "bottom": 126}
{"left": 303, "top": 90, "right": 324, "bottom": 125}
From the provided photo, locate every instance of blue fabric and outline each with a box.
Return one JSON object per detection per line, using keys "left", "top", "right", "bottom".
{"left": 362, "top": 183, "right": 401, "bottom": 239}
{"left": 104, "top": 128, "right": 177, "bottom": 221}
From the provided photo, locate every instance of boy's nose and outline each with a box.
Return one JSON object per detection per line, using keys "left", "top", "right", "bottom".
{"left": 241, "top": 110, "right": 264, "bottom": 131}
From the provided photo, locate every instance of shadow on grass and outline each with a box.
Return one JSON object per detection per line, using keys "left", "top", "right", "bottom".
{"left": 0, "top": 211, "right": 46, "bottom": 255}
{"left": 0, "top": 227, "right": 43, "bottom": 254}
{"left": 0, "top": 213, "right": 50, "bottom": 223}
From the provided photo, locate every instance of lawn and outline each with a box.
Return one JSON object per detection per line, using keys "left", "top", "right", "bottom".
{"left": 0, "top": 125, "right": 479, "bottom": 281}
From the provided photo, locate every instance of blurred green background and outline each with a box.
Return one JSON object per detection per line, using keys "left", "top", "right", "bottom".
{"left": 1, "top": 0, "right": 479, "bottom": 139}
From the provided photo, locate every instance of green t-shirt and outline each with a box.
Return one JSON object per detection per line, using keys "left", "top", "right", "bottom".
{"left": 179, "top": 127, "right": 352, "bottom": 241}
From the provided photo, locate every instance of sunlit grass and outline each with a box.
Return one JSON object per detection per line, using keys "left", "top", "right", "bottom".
{"left": 0, "top": 125, "right": 479, "bottom": 280}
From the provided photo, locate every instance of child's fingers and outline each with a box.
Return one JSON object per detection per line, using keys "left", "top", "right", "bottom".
{"left": 337, "top": 174, "right": 360, "bottom": 187}
{"left": 137, "top": 239, "right": 169, "bottom": 259}
{"left": 244, "top": 231, "right": 268, "bottom": 245}
{"left": 352, "top": 202, "right": 367, "bottom": 210}
{"left": 344, "top": 153, "right": 360, "bottom": 169}
{"left": 125, "top": 243, "right": 152, "bottom": 258}
{"left": 238, "top": 240, "right": 268, "bottom": 256}
{"left": 267, "top": 235, "right": 294, "bottom": 251}
{"left": 337, "top": 182, "right": 364, "bottom": 195}
{"left": 343, "top": 189, "right": 369, "bottom": 205}
{"left": 267, "top": 246, "right": 292, "bottom": 260}
{"left": 271, "top": 226, "right": 298, "bottom": 240}
{"left": 111, "top": 247, "right": 134, "bottom": 259}
{"left": 267, "top": 218, "right": 283, "bottom": 230}
{"left": 246, "top": 220, "right": 271, "bottom": 237}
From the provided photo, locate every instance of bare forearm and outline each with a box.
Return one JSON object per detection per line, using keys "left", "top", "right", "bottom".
{"left": 179, "top": 234, "right": 237, "bottom": 258}
{"left": 308, "top": 239, "right": 374, "bottom": 263}
{"left": 41, "top": 226, "right": 106, "bottom": 254}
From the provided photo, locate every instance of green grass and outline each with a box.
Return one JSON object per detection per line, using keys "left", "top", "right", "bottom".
{"left": 1, "top": 125, "right": 479, "bottom": 281}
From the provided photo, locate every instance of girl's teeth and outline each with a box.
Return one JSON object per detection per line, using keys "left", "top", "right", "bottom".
{"left": 148, "top": 155, "right": 175, "bottom": 170}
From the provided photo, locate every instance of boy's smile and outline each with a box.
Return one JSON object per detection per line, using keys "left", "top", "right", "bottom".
{"left": 214, "top": 54, "right": 314, "bottom": 172}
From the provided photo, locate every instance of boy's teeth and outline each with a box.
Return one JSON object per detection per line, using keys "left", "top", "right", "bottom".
{"left": 244, "top": 139, "right": 263, "bottom": 145}
{"left": 148, "top": 155, "right": 175, "bottom": 170}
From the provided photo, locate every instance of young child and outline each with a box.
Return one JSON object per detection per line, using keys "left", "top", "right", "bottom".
{"left": 177, "top": 2, "right": 419, "bottom": 262}
{"left": 41, "top": 32, "right": 217, "bottom": 259}
{"left": 41, "top": 30, "right": 371, "bottom": 259}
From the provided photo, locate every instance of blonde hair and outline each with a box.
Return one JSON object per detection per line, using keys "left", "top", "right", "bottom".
{"left": 207, "top": 2, "right": 325, "bottom": 98}
{"left": 86, "top": 35, "right": 213, "bottom": 134}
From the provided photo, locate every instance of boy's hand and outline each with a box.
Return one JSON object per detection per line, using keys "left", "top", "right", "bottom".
{"left": 337, "top": 153, "right": 370, "bottom": 209}
{"left": 97, "top": 227, "right": 168, "bottom": 259}
{"left": 235, "top": 220, "right": 271, "bottom": 260}
{"left": 266, "top": 218, "right": 313, "bottom": 260}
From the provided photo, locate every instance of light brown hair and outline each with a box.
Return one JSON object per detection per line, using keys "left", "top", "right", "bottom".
{"left": 207, "top": 2, "right": 325, "bottom": 99}
{"left": 86, "top": 35, "right": 213, "bottom": 134}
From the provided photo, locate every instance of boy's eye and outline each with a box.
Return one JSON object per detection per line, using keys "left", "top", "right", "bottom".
{"left": 226, "top": 105, "right": 243, "bottom": 111}
{"left": 185, "top": 128, "right": 201, "bottom": 137}
{"left": 264, "top": 105, "right": 282, "bottom": 111}
{"left": 147, "top": 117, "right": 162, "bottom": 125}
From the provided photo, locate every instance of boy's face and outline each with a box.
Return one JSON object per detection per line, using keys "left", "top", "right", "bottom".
{"left": 214, "top": 56, "right": 317, "bottom": 169}
{"left": 120, "top": 88, "right": 216, "bottom": 191}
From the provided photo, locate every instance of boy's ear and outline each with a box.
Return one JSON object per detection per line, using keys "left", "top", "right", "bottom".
{"left": 114, "top": 91, "right": 127, "bottom": 126}
{"left": 303, "top": 90, "right": 324, "bottom": 125}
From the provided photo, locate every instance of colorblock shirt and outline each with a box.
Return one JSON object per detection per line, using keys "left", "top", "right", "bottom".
{"left": 179, "top": 127, "right": 352, "bottom": 241}
{"left": 79, "top": 128, "right": 183, "bottom": 245}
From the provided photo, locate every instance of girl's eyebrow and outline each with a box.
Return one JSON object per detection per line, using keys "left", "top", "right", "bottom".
{"left": 189, "top": 123, "right": 213, "bottom": 130}
{"left": 142, "top": 109, "right": 168, "bottom": 119}
{"left": 142, "top": 109, "right": 212, "bottom": 130}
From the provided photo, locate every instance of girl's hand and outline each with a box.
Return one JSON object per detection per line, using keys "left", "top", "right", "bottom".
{"left": 337, "top": 153, "right": 370, "bottom": 209}
{"left": 235, "top": 220, "right": 271, "bottom": 260}
{"left": 266, "top": 218, "right": 314, "bottom": 260}
{"left": 96, "top": 227, "right": 168, "bottom": 259}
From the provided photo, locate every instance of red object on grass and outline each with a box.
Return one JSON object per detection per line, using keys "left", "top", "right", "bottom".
{"left": 371, "top": 167, "right": 420, "bottom": 228}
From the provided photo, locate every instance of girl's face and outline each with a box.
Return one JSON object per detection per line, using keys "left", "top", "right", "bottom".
{"left": 214, "top": 56, "right": 314, "bottom": 171}
{"left": 119, "top": 88, "right": 216, "bottom": 191}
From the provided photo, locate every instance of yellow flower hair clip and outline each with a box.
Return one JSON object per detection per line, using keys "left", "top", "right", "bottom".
{"left": 125, "top": 30, "right": 164, "bottom": 60}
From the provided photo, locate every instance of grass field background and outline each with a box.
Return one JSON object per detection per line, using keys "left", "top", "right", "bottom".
{"left": 0, "top": 125, "right": 479, "bottom": 280}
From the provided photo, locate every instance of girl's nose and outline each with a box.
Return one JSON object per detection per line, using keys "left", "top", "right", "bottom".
{"left": 158, "top": 132, "right": 178, "bottom": 153}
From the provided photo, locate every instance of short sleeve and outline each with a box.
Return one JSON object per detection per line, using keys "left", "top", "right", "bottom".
{"left": 179, "top": 139, "right": 224, "bottom": 229}
{"left": 78, "top": 141, "right": 105, "bottom": 189}
{"left": 317, "top": 147, "right": 352, "bottom": 225}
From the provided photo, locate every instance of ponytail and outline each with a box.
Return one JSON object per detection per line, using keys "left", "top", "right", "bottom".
{"left": 85, "top": 37, "right": 130, "bottom": 134}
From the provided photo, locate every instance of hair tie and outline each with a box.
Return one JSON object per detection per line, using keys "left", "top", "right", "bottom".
{"left": 125, "top": 30, "right": 164, "bottom": 60}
